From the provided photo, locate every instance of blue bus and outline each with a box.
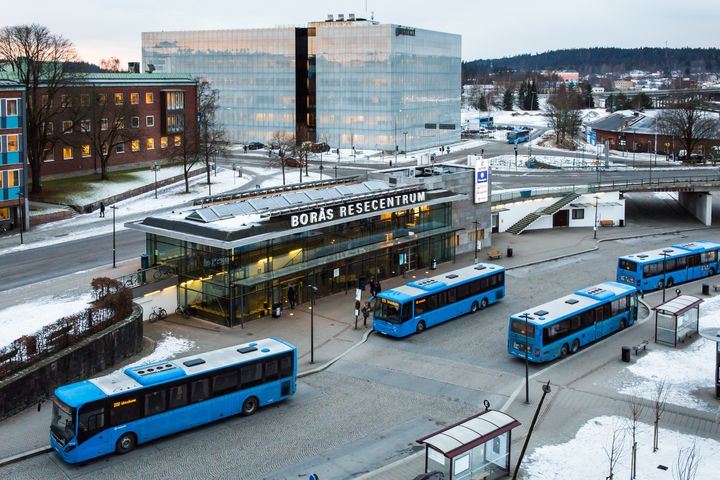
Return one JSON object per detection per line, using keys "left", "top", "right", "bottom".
{"left": 373, "top": 263, "right": 505, "bottom": 338}
{"left": 50, "top": 338, "right": 297, "bottom": 463}
{"left": 478, "top": 116, "right": 494, "bottom": 128}
{"left": 506, "top": 129, "right": 531, "bottom": 144}
{"left": 617, "top": 241, "right": 720, "bottom": 292}
{"left": 508, "top": 282, "right": 638, "bottom": 363}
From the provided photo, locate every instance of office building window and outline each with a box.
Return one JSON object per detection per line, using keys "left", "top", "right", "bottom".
{"left": 82, "top": 144, "right": 91, "bottom": 157}
{"left": 63, "top": 146, "right": 73, "bottom": 160}
{"left": 116, "top": 143, "right": 125, "bottom": 154}
{"left": 174, "top": 135, "right": 181, "bottom": 146}
{"left": 43, "top": 148, "right": 53, "bottom": 162}
{"left": 62, "top": 121, "right": 73, "bottom": 134}
{"left": 102, "top": 143, "right": 109, "bottom": 155}
{"left": 5, "top": 99, "right": 18, "bottom": 116}
{"left": 115, "top": 117, "right": 125, "bottom": 129}
{"left": 114, "top": 93, "right": 124, "bottom": 105}
{"left": 146, "top": 115, "right": 155, "bottom": 127}
{"left": 101, "top": 118, "right": 109, "bottom": 131}
{"left": 146, "top": 138, "right": 155, "bottom": 150}
{"left": 166, "top": 92, "right": 184, "bottom": 110}
{"left": 7, "top": 170, "right": 18, "bottom": 187}
{"left": 572, "top": 209, "right": 585, "bottom": 220}
{"left": 160, "top": 136, "right": 168, "bottom": 149}
{"left": 61, "top": 95, "right": 71, "bottom": 108}
{"left": 7, "top": 135, "right": 19, "bottom": 152}
{"left": 44, "top": 122, "right": 54, "bottom": 135}
{"left": 97, "top": 93, "right": 107, "bottom": 105}
{"left": 131, "top": 116, "right": 140, "bottom": 128}
{"left": 80, "top": 120, "right": 91, "bottom": 133}
{"left": 131, "top": 139, "right": 140, "bottom": 152}
{"left": 145, "top": 92, "right": 153, "bottom": 104}
{"left": 42, "top": 94, "right": 50, "bottom": 107}
{"left": 130, "top": 93, "right": 140, "bottom": 104}
{"left": 80, "top": 94, "right": 90, "bottom": 107}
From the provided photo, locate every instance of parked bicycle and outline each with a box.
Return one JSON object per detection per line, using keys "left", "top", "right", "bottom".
{"left": 175, "top": 305, "right": 191, "bottom": 319}
{"left": 149, "top": 306, "right": 167, "bottom": 323}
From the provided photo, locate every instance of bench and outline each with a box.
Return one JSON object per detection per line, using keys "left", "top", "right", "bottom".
{"left": 599, "top": 220, "right": 615, "bottom": 227}
{"left": 487, "top": 249, "right": 502, "bottom": 260}
{"left": 632, "top": 340, "right": 649, "bottom": 355}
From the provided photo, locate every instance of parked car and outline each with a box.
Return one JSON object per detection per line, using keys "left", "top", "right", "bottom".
{"left": 246, "top": 142, "right": 265, "bottom": 150}
{"left": 311, "top": 142, "right": 331, "bottom": 153}
{"left": 0, "top": 220, "right": 14, "bottom": 233}
{"left": 284, "top": 157, "right": 307, "bottom": 168}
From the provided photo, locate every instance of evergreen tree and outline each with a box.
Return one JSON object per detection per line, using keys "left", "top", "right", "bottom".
{"left": 503, "top": 89, "right": 514, "bottom": 111}
{"left": 581, "top": 82, "right": 595, "bottom": 108}
{"left": 478, "top": 95, "right": 488, "bottom": 111}
{"left": 530, "top": 81, "right": 540, "bottom": 110}
{"left": 616, "top": 93, "right": 630, "bottom": 110}
{"left": 630, "top": 92, "right": 653, "bottom": 110}
{"left": 518, "top": 81, "right": 528, "bottom": 110}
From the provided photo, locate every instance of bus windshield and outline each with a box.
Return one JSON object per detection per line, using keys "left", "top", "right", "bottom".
{"left": 51, "top": 399, "right": 75, "bottom": 444}
{"left": 510, "top": 319, "right": 535, "bottom": 338}
{"left": 374, "top": 299, "right": 403, "bottom": 324}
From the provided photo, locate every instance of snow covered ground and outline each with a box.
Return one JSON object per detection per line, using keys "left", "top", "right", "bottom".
{"left": 526, "top": 416, "right": 720, "bottom": 480}
{"left": 489, "top": 154, "right": 616, "bottom": 172}
{"left": 616, "top": 294, "right": 720, "bottom": 412}
{"left": 0, "top": 292, "right": 93, "bottom": 348}
{"left": 117, "top": 332, "right": 196, "bottom": 371}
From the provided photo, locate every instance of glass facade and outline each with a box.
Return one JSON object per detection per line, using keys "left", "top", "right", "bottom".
{"left": 146, "top": 203, "right": 454, "bottom": 326}
{"left": 142, "top": 21, "right": 461, "bottom": 150}
{"left": 314, "top": 24, "right": 461, "bottom": 151}
{"left": 142, "top": 28, "right": 298, "bottom": 143}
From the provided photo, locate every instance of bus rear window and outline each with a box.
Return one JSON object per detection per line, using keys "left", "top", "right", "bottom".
{"left": 618, "top": 259, "right": 637, "bottom": 272}
{"left": 510, "top": 319, "right": 535, "bottom": 337}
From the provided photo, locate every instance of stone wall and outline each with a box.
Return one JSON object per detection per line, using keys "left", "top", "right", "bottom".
{"left": 0, "top": 305, "right": 143, "bottom": 420}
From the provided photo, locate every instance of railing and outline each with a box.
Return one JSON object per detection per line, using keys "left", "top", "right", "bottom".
{"left": 492, "top": 175, "right": 720, "bottom": 205}
{"left": 116, "top": 264, "right": 177, "bottom": 289}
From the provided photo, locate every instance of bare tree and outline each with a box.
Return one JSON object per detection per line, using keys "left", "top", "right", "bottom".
{"left": 626, "top": 392, "right": 646, "bottom": 479}
{"left": 197, "top": 80, "right": 229, "bottom": 195}
{"left": 0, "top": 24, "right": 79, "bottom": 193}
{"left": 652, "top": 379, "right": 670, "bottom": 452}
{"left": 169, "top": 130, "right": 199, "bottom": 194}
{"left": 544, "top": 84, "right": 583, "bottom": 149}
{"left": 270, "top": 131, "right": 294, "bottom": 186}
{"left": 71, "top": 88, "right": 138, "bottom": 180}
{"left": 604, "top": 425, "right": 626, "bottom": 480}
{"left": 658, "top": 96, "right": 720, "bottom": 163}
{"left": 672, "top": 442, "right": 700, "bottom": 480}
{"left": 99, "top": 57, "right": 121, "bottom": 72}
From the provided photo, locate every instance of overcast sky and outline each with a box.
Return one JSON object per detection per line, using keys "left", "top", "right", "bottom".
{"left": 5, "top": 0, "right": 720, "bottom": 65}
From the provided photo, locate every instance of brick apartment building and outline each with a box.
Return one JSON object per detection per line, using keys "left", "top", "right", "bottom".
{"left": 39, "top": 73, "right": 197, "bottom": 179}
{"left": 0, "top": 80, "right": 27, "bottom": 230}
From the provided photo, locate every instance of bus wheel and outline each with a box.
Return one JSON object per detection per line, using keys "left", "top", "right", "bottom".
{"left": 571, "top": 339, "right": 580, "bottom": 354}
{"left": 470, "top": 301, "right": 479, "bottom": 314}
{"left": 480, "top": 298, "right": 489, "bottom": 309}
{"left": 657, "top": 279, "right": 664, "bottom": 289}
{"left": 667, "top": 278, "right": 674, "bottom": 287}
{"left": 115, "top": 433, "right": 137, "bottom": 455}
{"left": 620, "top": 319, "right": 627, "bottom": 330}
{"left": 560, "top": 344, "right": 569, "bottom": 358}
{"left": 416, "top": 321, "right": 426, "bottom": 333}
{"left": 242, "top": 396, "right": 259, "bottom": 416}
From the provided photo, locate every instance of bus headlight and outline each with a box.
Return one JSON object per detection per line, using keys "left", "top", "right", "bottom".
{"left": 64, "top": 444, "right": 76, "bottom": 453}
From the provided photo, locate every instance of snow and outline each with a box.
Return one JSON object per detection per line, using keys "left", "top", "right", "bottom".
{"left": 118, "top": 332, "right": 196, "bottom": 371}
{"left": 0, "top": 292, "right": 93, "bottom": 348}
{"left": 617, "top": 294, "right": 720, "bottom": 412}
{"left": 526, "top": 416, "right": 720, "bottom": 480}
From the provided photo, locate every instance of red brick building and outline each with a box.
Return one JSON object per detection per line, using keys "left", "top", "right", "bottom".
{"left": 39, "top": 73, "right": 197, "bottom": 179}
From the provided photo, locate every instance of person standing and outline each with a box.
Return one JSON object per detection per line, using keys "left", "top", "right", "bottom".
{"left": 287, "top": 286, "right": 296, "bottom": 309}
{"left": 375, "top": 280, "right": 382, "bottom": 295}
{"left": 369, "top": 277, "right": 377, "bottom": 297}
{"left": 361, "top": 301, "right": 371, "bottom": 327}
{"left": 99, "top": 201, "right": 105, "bottom": 218}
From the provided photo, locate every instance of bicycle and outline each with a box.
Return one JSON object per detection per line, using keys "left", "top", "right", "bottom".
{"left": 149, "top": 306, "right": 167, "bottom": 323}
{"left": 175, "top": 305, "right": 191, "bottom": 319}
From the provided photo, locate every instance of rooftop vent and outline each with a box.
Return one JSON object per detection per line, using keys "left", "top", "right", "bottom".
{"left": 337, "top": 13, "right": 345, "bottom": 21}
{"left": 183, "top": 358, "right": 205, "bottom": 367}
{"left": 534, "top": 310, "right": 549, "bottom": 316}
{"left": 238, "top": 346, "right": 258, "bottom": 354}
{"left": 135, "top": 363, "right": 176, "bottom": 376}
{"left": 349, "top": 13, "right": 356, "bottom": 20}
{"left": 326, "top": 14, "right": 334, "bottom": 21}
{"left": 446, "top": 274, "right": 459, "bottom": 279}
{"left": 586, "top": 288, "right": 607, "bottom": 296}
{"left": 474, "top": 265, "right": 486, "bottom": 271}
{"left": 565, "top": 299, "right": 579, "bottom": 305}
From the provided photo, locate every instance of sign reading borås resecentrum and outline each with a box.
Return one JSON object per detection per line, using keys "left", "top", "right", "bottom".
{"left": 290, "top": 191, "right": 427, "bottom": 228}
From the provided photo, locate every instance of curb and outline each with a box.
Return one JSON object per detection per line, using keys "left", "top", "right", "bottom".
{"left": 0, "top": 446, "right": 53, "bottom": 468}
{"left": 298, "top": 328, "right": 374, "bottom": 378}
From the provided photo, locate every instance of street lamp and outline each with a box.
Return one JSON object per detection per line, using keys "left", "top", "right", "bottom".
{"left": 111, "top": 205, "right": 118, "bottom": 268}
{"left": 403, "top": 131, "right": 408, "bottom": 159}
{"left": 308, "top": 284, "right": 318, "bottom": 364}
{"left": 512, "top": 381, "right": 552, "bottom": 480}
{"left": 18, "top": 189, "right": 24, "bottom": 245}
{"left": 593, "top": 195, "right": 600, "bottom": 240}
{"left": 520, "top": 312, "right": 531, "bottom": 404}
{"left": 514, "top": 144, "right": 518, "bottom": 170}
{"left": 151, "top": 162, "right": 160, "bottom": 199}
{"left": 473, "top": 220, "right": 480, "bottom": 262}
{"left": 660, "top": 250, "right": 671, "bottom": 303}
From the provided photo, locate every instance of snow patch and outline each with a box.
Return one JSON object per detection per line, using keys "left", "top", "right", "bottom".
{"left": 119, "top": 332, "right": 196, "bottom": 371}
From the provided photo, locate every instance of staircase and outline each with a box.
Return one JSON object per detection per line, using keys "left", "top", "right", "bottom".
{"left": 505, "top": 192, "right": 581, "bottom": 235}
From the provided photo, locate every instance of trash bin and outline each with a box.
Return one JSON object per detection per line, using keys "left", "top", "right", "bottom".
{"left": 619, "top": 219, "right": 625, "bottom": 227}
{"left": 272, "top": 303, "right": 282, "bottom": 318}
{"left": 507, "top": 247, "right": 513, "bottom": 258}
{"left": 431, "top": 258, "right": 437, "bottom": 270}
{"left": 140, "top": 254, "right": 149, "bottom": 270}
{"left": 702, "top": 284, "right": 710, "bottom": 295}
{"left": 621, "top": 346, "right": 631, "bottom": 363}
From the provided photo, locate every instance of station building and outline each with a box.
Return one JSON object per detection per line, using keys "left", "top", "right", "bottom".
{"left": 126, "top": 163, "right": 491, "bottom": 326}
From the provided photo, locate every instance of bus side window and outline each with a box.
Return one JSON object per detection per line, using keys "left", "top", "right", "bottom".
{"left": 265, "top": 359, "right": 279, "bottom": 382}
{"left": 676, "top": 256, "right": 687, "bottom": 269}
{"left": 497, "top": 272, "right": 505, "bottom": 285}
{"left": 581, "top": 310, "right": 594, "bottom": 328}
{"left": 212, "top": 370, "right": 239, "bottom": 395}
{"left": 279, "top": 354, "right": 293, "bottom": 378}
{"left": 427, "top": 294, "right": 438, "bottom": 311}
{"left": 689, "top": 254, "right": 700, "bottom": 267}
{"left": 437, "top": 291, "right": 447, "bottom": 308}
{"left": 447, "top": 288, "right": 456, "bottom": 304}
{"left": 144, "top": 390, "right": 166, "bottom": 416}
{"left": 401, "top": 302, "right": 412, "bottom": 322}
{"left": 456, "top": 283, "right": 469, "bottom": 300}
{"left": 168, "top": 385, "right": 188, "bottom": 409}
{"left": 78, "top": 406, "right": 105, "bottom": 442}
{"left": 594, "top": 306, "right": 604, "bottom": 322}
{"left": 190, "top": 379, "right": 209, "bottom": 403}
{"left": 240, "top": 362, "right": 263, "bottom": 388}
{"left": 110, "top": 398, "right": 141, "bottom": 426}
{"left": 664, "top": 258, "right": 676, "bottom": 271}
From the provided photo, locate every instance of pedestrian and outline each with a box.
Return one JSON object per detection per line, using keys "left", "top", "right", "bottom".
{"left": 369, "top": 277, "right": 377, "bottom": 297}
{"left": 287, "top": 286, "right": 296, "bottom": 309}
{"left": 99, "top": 201, "right": 105, "bottom": 218}
{"left": 481, "top": 148, "right": 484, "bottom": 156}
{"left": 361, "top": 301, "right": 371, "bottom": 327}
{"left": 375, "top": 280, "right": 382, "bottom": 295}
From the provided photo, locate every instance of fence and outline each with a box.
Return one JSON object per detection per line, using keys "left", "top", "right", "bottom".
{"left": 116, "top": 264, "right": 177, "bottom": 289}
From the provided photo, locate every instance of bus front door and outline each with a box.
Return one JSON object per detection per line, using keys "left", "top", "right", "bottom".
{"left": 594, "top": 306, "right": 605, "bottom": 339}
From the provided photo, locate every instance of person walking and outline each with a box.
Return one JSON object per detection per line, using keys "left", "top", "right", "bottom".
{"left": 361, "top": 301, "right": 371, "bottom": 327}
{"left": 99, "top": 201, "right": 105, "bottom": 218}
{"left": 287, "top": 286, "right": 296, "bottom": 309}
{"left": 375, "top": 280, "right": 382, "bottom": 295}
{"left": 369, "top": 277, "right": 377, "bottom": 297}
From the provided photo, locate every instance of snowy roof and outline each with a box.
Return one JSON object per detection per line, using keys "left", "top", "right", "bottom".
{"left": 620, "top": 241, "right": 720, "bottom": 263}
{"left": 655, "top": 295, "right": 703, "bottom": 316}
{"left": 417, "top": 409, "right": 520, "bottom": 458}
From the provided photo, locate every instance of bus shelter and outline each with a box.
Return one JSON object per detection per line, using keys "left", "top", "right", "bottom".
{"left": 416, "top": 409, "right": 521, "bottom": 480}
{"left": 699, "top": 327, "right": 720, "bottom": 398}
{"left": 654, "top": 295, "right": 703, "bottom": 347}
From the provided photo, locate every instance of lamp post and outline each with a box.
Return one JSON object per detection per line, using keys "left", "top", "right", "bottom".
{"left": 403, "top": 131, "right": 408, "bottom": 159}
{"left": 520, "top": 312, "right": 531, "bottom": 404}
{"left": 308, "top": 284, "right": 318, "bottom": 364}
{"left": 512, "top": 381, "right": 552, "bottom": 480}
{"left": 593, "top": 195, "right": 600, "bottom": 240}
{"left": 473, "top": 220, "right": 480, "bottom": 262}
{"left": 111, "top": 205, "right": 118, "bottom": 268}
{"left": 660, "top": 251, "right": 670, "bottom": 303}
{"left": 18, "top": 189, "right": 24, "bottom": 245}
{"left": 514, "top": 144, "right": 518, "bottom": 170}
{"left": 151, "top": 162, "right": 160, "bottom": 199}
{"left": 394, "top": 109, "right": 402, "bottom": 166}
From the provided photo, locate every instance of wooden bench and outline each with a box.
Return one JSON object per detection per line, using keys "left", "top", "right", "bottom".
{"left": 632, "top": 340, "right": 649, "bottom": 355}
{"left": 487, "top": 249, "right": 502, "bottom": 260}
{"left": 599, "top": 220, "right": 615, "bottom": 227}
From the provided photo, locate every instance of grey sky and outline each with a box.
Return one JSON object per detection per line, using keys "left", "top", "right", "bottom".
{"left": 7, "top": 0, "right": 720, "bottom": 65}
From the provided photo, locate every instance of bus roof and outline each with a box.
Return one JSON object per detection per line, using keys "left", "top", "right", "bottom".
{"left": 619, "top": 241, "right": 720, "bottom": 263}
{"left": 55, "top": 337, "right": 294, "bottom": 408}
{"left": 510, "top": 281, "right": 635, "bottom": 326}
{"left": 377, "top": 263, "right": 504, "bottom": 304}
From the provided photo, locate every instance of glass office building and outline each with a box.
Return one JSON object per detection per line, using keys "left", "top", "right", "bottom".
{"left": 142, "top": 18, "right": 461, "bottom": 150}
{"left": 127, "top": 179, "right": 465, "bottom": 326}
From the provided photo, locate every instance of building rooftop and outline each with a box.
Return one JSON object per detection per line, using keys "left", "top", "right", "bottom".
{"left": 0, "top": 63, "right": 195, "bottom": 86}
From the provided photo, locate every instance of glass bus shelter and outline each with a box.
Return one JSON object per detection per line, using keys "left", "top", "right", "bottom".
{"left": 654, "top": 295, "right": 703, "bottom": 347}
{"left": 416, "top": 409, "right": 521, "bottom": 480}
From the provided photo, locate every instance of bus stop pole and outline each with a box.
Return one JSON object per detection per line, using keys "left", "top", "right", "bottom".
{"left": 512, "top": 381, "right": 552, "bottom": 480}
{"left": 521, "top": 313, "right": 531, "bottom": 404}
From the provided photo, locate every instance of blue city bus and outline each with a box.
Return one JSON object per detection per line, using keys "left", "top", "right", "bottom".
{"left": 373, "top": 263, "right": 505, "bottom": 338}
{"left": 506, "top": 129, "right": 531, "bottom": 144}
{"left": 50, "top": 338, "right": 297, "bottom": 463}
{"left": 478, "top": 116, "right": 494, "bottom": 128}
{"left": 616, "top": 241, "right": 720, "bottom": 292}
{"left": 507, "top": 282, "right": 638, "bottom": 363}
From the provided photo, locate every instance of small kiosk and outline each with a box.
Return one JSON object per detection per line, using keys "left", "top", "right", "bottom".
{"left": 654, "top": 295, "right": 703, "bottom": 347}
{"left": 416, "top": 409, "right": 521, "bottom": 480}
{"left": 699, "top": 327, "right": 720, "bottom": 398}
